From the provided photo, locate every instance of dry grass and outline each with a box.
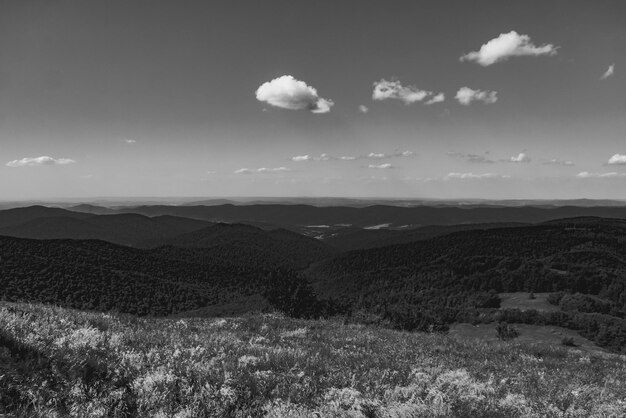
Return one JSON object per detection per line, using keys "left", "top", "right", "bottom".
{"left": 1, "top": 302, "right": 626, "bottom": 417}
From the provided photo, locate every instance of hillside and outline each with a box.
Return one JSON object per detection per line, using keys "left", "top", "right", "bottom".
{"left": 2, "top": 302, "right": 625, "bottom": 417}
{"left": 322, "top": 222, "right": 527, "bottom": 251}
{"left": 308, "top": 218, "right": 626, "bottom": 352}
{"left": 0, "top": 213, "right": 212, "bottom": 247}
{"left": 145, "top": 223, "right": 336, "bottom": 269}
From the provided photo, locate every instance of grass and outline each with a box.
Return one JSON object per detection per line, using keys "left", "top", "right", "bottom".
{"left": 498, "top": 292, "right": 561, "bottom": 312}
{"left": 1, "top": 302, "right": 626, "bottom": 417}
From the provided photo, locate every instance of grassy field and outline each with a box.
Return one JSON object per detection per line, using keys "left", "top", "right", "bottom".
{"left": 448, "top": 323, "right": 605, "bottom": 355}
{"left": 498, "top": 292, "right": 560, "bottom": 312}
{"left": 2, "top": 302, "right": 626, "bottom": 417}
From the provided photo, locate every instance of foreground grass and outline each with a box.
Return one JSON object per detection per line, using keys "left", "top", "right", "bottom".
{"left": 1, "top": 303, "right": 626, "bottom": 417}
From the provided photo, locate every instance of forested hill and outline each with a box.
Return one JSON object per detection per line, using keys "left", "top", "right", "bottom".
{"left": 310, "top": 217, "right": 626, "bottom": 301}
{"left": 0, "top": 227, "right": 334, "bottom": 316}
{"left": 145, "top": 223, "right": 337, "bottom": 270}
{"left": 0, "top": 213, "right": 212, "bottom": 247}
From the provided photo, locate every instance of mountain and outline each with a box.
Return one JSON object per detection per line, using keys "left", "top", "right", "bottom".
{"left": 0, "top": 212, "right": 212, "bottom": 247}
{"left": 0, "top": 206, "right": 92, "bottom": 228}
{"left": 112, "top": 204, "right": 626, "bottom": 229}
{"left": 146, "top": 223, "right": 337, "bottom": 270}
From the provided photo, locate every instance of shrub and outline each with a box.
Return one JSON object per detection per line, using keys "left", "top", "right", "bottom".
{"left": 496, "top": 322, "right": 519, "bottom": 341}
{"left": 561, "top": 337, "right": 577, "bottom": 347}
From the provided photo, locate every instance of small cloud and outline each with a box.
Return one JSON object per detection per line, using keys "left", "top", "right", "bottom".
{"left": 445, "top": 172, "right": 509, "bottom": 180}
{"left": 607, "top": 154, "right": 626, "bottom": 165}
{"left": 542, "top": 159, "right": 574, "bottom": 166}
{"left": 576, "top": 171, "right": 626, "bottom": 179}
{"left": 448, "top": 152, "right": 494, "bottom": 164}
{"left": 290, "top": 155, "right": 312, "bottom": 162}
{"left": 339, "top": 156, "right": 356, "bottom": 160}
{"left": 206, "top": 170, "right": 217, "bottom": 174}
{"left": 508, "top": 152, "right": 531, "bottom": 163}
{"left": 124, "top": 139, "right": 137, "bottom": 144}
{"left": 255, "top": 75, "right": 333, "bottom": 114}
{"left": 397, "top": 150, "right": 415, "bottom": 157}
{"left": 455, "top": 87, "right": 498, "bottom": 105}
{"left": 368, "top": 163, "right": 393, "bottom": 169}
{"left": 256, "top": 167, "right": 290, "bottom": 173}
{"left": 425, "top": 93, "right": 445, "bottom": 105}
{"left": 372, "top": 79, "right": 444, "bottom": 105}
{"left": 600, "top": 64, "right": 615, "bottom": 80}
{"left": 235, "top": 167, "right": 290, "bottom": 174}
{"left": 358, "top": 105, "right": 369, "bottom": 113}
{"left": 6, "top": 156, "right": 76, "bottom": 167}
{"left": 460, "top": 31, "right": 558, "bottom": 66}
{"left": 365, "top": 151, "right": 415, "bottom": 159}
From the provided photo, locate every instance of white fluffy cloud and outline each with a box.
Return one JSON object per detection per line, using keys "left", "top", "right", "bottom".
{"left": 445, "top": 172, "right": 508, "bottom": 180}
{"left": 234, "top": 167, "right": 290, "bottom": 174}
{"left": 124, "top": 139, "right": 137, "bottom": 144}
{"left": 601, "top": 64, "right": 615, "bottom": 80}
{"left": 576, "top": 172, "right": 626, "bottom": 179}
{"left": 607, "top": 154, "right": 626, "bottom": 165}
{"left": 508, "top": 153, "right": 531, "bottom": 163}
{"left": 455, "top": 87, "right": 497, "bottom": 105}
{"left": 6, "top": 156, "right": 76, "bottom": 167}
{"left": 368, "top": 163, "right": 393, "bottom": 169}
{"left": 461, "top": 31, "right": 558, "bottom": 66}
{"left": 255, "top": 75, "right": 334, "bottom": 113}
{"left": 358, "top": 105, "right": 369, "bottom": 113}
{"left": 372, "top": 79, "right": 444, "bottom": 105}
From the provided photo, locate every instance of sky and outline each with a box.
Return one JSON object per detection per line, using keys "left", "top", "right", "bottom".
{"left": 0, "top": 0, "right": 625, "bottom": 200}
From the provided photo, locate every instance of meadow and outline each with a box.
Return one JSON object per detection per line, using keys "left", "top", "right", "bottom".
{"left": 2, "top": 302, "right": 626, "bottom": 417}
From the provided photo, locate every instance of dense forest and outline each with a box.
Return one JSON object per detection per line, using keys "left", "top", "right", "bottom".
{"left": 308, "top": 217, "right": 626, "bottom": 352}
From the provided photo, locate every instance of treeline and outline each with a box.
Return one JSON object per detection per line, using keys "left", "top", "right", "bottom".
{"left": 0, "top": 237, "right": 277, "bottom": 316}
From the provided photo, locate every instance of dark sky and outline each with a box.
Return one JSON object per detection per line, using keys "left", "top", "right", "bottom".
{"left": 1, "top": 0, "right": 625, "bottom": 199}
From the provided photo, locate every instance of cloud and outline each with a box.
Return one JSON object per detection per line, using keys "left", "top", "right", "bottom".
{"left": 447, "top": 152, "right": 494, "bottom": 164}
{"left": 455, "top": 87, "right": 498, "bottom": 105}
{"left": 368, "top": 163, "right": 393, "bottom": 169}
{"left": 542, "top": 159, "right": 574, "bottom": 166}
{"left": 460, "top": 31, "right": 558, "bottom": 66}
{"left": 607, "top": 154, "right": 626, "bottom": 165}
{"left": 508, "top": 152, "right": 531, "bottom": 163}
{"left": 124, "top": 139, "right": 137, "bottom": 144}
{"left": 372, "top": 79, "right": 444, "bottom": 105}
{"left": 358, "top": 105, "right": 369, "bottom": 113}
{"left": 6, "top": 156, "right": 76, "bottom": 167}
{"left": 576, "top": 172, "right": 626, "bottom": 179}
{"left": 366, "top": 151, "right": 415, "bottom": 159}
{"left": 425, "top": 93, "right": 445, "bottom": 105}
{"left": 601, "top": 64, "right": 615, "bottom": 80}
{"left": 290, "top": 151, "right": 413, "bottom": 162}
{"left": 445, "top": 172, "right": 508, "bottom": 180}
{"left": 206, "top": 170, "right": 217, "bottom": 174}
{"left": 290, "top": 155, "right": 312, "bottom": 162}
{"left": 255, "top": 75, "right": 334, "bottom": 113}
{"left": 234, "top": 167, "right": 290, "bottom": 174}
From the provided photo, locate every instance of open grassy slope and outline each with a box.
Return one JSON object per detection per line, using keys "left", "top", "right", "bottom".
{"left": 2, "top": 302, "right": 625, "bottom": 417}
